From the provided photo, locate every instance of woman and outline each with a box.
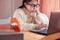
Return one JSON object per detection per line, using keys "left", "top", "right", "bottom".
{"left": 13, "top": 0, "right": 49, "bottom": 33}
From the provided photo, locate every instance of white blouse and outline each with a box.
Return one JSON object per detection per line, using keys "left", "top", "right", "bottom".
{"left": 13, "top": 8, "right": 49, "bottom": 30}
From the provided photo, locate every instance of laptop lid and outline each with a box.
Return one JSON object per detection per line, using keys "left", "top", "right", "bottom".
{"left": 47, "top": 11, "right": 60, "bottom": 34}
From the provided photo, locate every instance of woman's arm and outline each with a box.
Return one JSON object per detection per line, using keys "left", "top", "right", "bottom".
{"left": 34, "top": 13, "right": 49, "bottom": 30}
{"left": 13, "top": 9, "right": 36, "bottom": 31}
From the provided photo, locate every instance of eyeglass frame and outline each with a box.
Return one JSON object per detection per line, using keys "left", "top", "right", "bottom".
{"left": 26, "top": 3, "right": 40, "bottom": 7}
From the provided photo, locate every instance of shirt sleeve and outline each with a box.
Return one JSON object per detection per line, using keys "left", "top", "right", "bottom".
{"left": 36, "top": 13, "right": 49, "bottom": 29}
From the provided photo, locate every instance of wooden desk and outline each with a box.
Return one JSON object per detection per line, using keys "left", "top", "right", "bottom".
{"left": 24, "top": 31, "right": 60, "bottom": 40}
{"left": 23, "top": 31, "right": 46, "bottom": 40}
{"left": 41, "top": 32, "right": 60, "bottom": 40}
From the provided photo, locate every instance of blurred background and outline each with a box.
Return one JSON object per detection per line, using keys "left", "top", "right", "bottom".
{"left": 0, "top": 0, "right": 60, "bottom": 21}
{"left": 0, "top": 0, "right": 22, "bottom": 19}
{"left": 0, "top": 0, "right": 60, "bottom": 19}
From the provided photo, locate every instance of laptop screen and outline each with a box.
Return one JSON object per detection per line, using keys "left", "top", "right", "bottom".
{"left": 48, "top": 11, "right": 60, "bottom": 34}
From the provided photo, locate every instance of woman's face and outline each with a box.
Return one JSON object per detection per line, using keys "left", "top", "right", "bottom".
{"left": 24, "top": 0, "right": 40, "bottom": 12}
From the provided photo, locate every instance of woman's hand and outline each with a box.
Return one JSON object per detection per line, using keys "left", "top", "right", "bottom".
{"left": 34, "top": 23, "right": 47, "bottom": 30}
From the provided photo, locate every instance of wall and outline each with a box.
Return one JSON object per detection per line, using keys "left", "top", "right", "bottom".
{"left": 0, "top": 0, "right": 60, "bottom": 19}
{"left": 12, "top": 0, "right": 22, "bottom": 14}
{"left": 0, "top": 0, "right": 11, "bottom": 19}
{"left": 0, "top": 0, "right": 22, "bottom": 19}
{"left": 0, "top": 0, "right": 22, "bottom": 25}
{"left": 40, "top": 0, "right": 60, "bottom": 18}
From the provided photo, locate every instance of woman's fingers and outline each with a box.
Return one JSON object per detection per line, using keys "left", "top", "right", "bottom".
{"left": 35, "top": 23, "right": 47, "bottom": 30}
{"left": 35, "top": 24, "right": 42, "bottom": 30}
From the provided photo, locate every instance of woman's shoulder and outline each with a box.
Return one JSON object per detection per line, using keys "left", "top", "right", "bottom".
{"left": 14, "top": 8, "right": 25, "bottom": 15}
{"left": 15, "top": 8, "right": 24, "bottom": 13}
{"left": 13, "top": 8, "right": 25, "bottom": 17}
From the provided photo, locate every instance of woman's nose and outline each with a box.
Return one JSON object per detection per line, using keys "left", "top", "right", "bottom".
{"left": 33, "top": 7, "right": 37, "bottom": 11}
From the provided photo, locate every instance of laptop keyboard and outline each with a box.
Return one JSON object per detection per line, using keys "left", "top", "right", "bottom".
{"left": 30, "top": 29, "right": 48, "bottom": 34}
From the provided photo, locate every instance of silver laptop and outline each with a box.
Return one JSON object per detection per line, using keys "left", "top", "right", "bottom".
{"left": 30, "top": 11, "right": 60, "bottom": 35}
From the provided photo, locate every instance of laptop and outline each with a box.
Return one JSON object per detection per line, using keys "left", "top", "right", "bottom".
{"left": 30, "top": 11, "right": 60, "bottom": 35}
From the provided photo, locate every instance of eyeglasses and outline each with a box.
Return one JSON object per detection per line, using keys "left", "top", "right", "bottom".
{"left": 27, "top": 3, "right": 40, "bottom": 7}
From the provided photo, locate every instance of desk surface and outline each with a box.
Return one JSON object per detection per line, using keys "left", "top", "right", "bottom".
{"left": 24, "top": 31, "right": 60, "bottom": 40}
{"left": 24, "top": 31, "right": 46, "bottom": 40}
{"left": 41, "top": 32, "right": 60, "bottom": 40}
{"left": 0, "top": 24, "right": 60, "bottom": 40}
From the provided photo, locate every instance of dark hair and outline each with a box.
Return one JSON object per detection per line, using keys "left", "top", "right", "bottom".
{"left": 19, "top": 0, "right": 32, "bottom": 8}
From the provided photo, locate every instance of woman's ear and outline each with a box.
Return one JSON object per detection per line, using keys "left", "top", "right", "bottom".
{"left": 24, "top": 3, "right": 28, "bottom": 8}
{"left": 24, "top": 3, "right": 27, "bottom": 7}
